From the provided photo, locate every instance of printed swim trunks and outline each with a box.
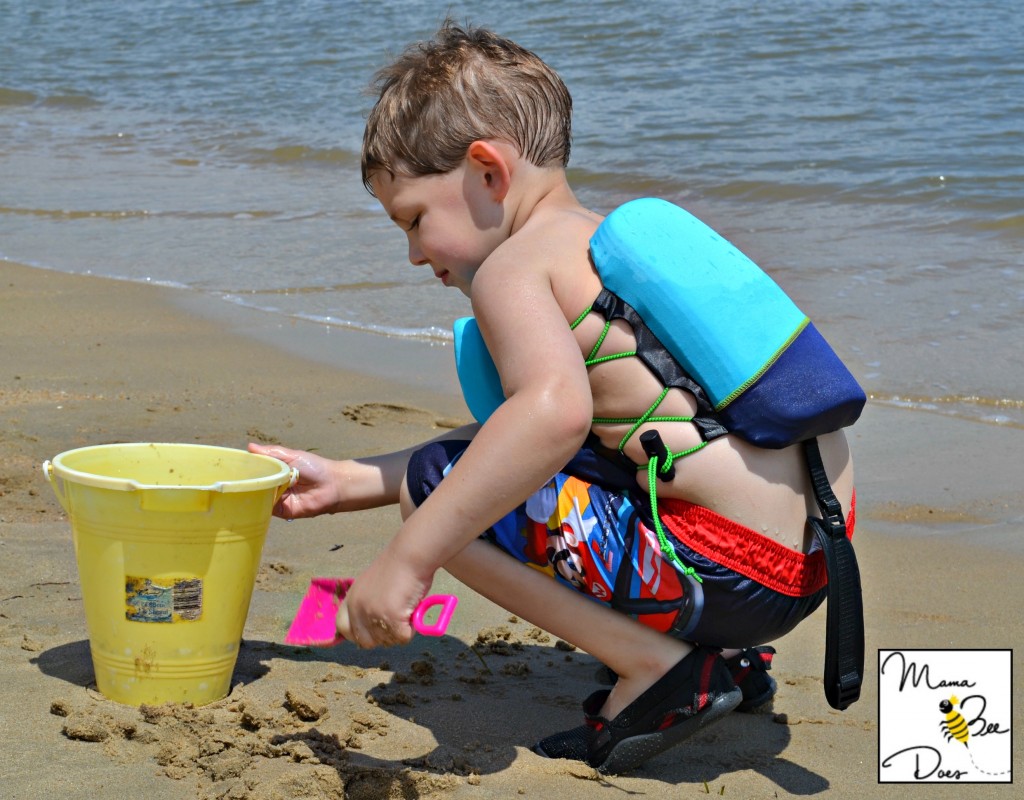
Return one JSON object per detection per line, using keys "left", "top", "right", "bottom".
{"left": 406, "top": 439, "right": 854, "bottom": 647}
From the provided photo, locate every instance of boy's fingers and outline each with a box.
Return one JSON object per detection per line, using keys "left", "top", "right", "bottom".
{"left": 248, "top": 442, "right": 294, "bottom": 461}
{"left": 391, "top": 620, "right": 414, "bottom": 646}
{"left": 336, "top": 606, "right": 411, "bottom": 648}
{"left": 271, "top": 490, "right": 298, "bottom": 519}
{"left": 367, "top": 617, "right": 413, "bottom": 648}
{"left": 335, "top": 604, "right": 366, "bottom": 648}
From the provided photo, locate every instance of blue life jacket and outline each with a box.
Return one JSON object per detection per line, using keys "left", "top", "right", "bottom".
{"left": 455, "top": 197, "right": 865, "bottom": 448}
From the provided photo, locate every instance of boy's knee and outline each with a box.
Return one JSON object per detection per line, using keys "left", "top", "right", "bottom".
{"left": 405, "top": 440, "right": 471, "bottom": 508}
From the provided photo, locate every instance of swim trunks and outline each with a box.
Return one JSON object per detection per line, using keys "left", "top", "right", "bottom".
{"left": 406, "top": 438, "right": 854, "bottom": 648}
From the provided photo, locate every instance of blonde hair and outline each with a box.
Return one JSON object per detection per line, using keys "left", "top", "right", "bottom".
{"left": 362, "top": 21, "right": 572, "bottom": 194}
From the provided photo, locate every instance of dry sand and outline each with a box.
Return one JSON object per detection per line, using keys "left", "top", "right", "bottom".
{"left": 2, "top": 261, "right": 1022, "bottom": 798}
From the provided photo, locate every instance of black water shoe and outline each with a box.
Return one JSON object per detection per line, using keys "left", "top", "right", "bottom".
{"left": 724, "top": 645, "right": 777, "bottom": 712}
{"left": 534, "top": 647, "right": 741, "bottom": 774}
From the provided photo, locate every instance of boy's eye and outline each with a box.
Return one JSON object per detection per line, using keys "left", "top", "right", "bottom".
{"left": 407, "top": 215, "right": 420, "bottom": 231}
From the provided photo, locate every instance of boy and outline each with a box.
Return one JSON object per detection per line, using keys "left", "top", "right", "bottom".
{"left": 250, "top": 21, "right": 856, "bottom": 774}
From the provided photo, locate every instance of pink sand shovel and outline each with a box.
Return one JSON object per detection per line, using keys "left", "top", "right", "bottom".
{"left": 283, "top": 578, "right": 458, "bottom": 647}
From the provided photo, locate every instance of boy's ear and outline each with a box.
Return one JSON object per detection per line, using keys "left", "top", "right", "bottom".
{"left": 466, "top": 140, "right": 512, "bottom": 202}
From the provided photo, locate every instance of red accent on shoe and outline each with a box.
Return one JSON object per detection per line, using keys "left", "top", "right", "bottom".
{"left": 696, "top": 651, "right": 715, "bottom": 712}
{"left": 726, "top": 646, "right": 778, "bottom": 712}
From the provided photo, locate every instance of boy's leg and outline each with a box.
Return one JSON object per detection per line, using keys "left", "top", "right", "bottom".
{"left": 400, "top": 467, "right": 744, "bottom": 769}
{"left": 400, "top": 442, "right": 743, "bottom": 771}
{"left": 449, "top": 538, "right": 692, "bottom": 720}
{"left": 596, "top": 645, "right": 778, "bottom": 713}
{"left": 400, "top": 472, "right": 691, "bottom": 719}
{"left": 445, "top": 539, "right": 741, "bottom": 772}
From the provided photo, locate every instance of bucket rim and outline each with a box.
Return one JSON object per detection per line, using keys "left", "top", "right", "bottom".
{"left": 46, "top": 442, "right": 295, "bottom": 494}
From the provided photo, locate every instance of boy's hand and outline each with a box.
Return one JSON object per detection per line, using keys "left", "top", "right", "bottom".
{"left": 247, "top": 443, "right": 342, "bottom": 519}
{"left": 335, "top": 548, "right": 433, "bottom": 648}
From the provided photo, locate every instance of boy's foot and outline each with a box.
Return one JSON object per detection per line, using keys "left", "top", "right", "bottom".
{"left": 723, "top": 646, "right": 777, "bottom": 712}
{"left": 534, "top": 647, "right": 742, "bottom": 774}
{"left": 594, "top": 644, "right": 777, "bottom": 713}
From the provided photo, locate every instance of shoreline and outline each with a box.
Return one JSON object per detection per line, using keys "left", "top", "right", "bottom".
{"left": 166, "top": 280, "right": 465, "bottom": 402}
{"left": 2, "top": 260, "right": 1021, "bottom": 798}
{"left": 7, "top": 259, "right": 467, "bottom": 403}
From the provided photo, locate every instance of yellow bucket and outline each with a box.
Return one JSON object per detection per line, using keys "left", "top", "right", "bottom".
{"left": 43, "top": 443, "right": 297, "bottom": 706}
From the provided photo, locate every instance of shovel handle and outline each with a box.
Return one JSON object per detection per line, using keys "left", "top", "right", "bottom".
{"left": 411, "top": 594, "right": 459, "bottom": 636}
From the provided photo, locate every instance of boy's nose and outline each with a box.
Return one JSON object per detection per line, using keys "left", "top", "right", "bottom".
{"left": 408, "top": 242, "right": 428, "bottom": 267}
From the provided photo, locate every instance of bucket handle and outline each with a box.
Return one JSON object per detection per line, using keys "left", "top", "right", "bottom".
{"left": 276, "top": 468, "right": 300, "bottom": 503}
{"left": 41, "top": 460, "right": 70, "bottom": 512}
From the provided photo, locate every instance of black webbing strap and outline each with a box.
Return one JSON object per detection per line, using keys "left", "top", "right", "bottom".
{"left": 804, "top": 437, "right": 864, "bottom": 710}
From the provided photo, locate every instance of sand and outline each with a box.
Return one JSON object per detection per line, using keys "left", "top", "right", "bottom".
{"left": 2, "top": 261, "right": 1022, "bottom": 799}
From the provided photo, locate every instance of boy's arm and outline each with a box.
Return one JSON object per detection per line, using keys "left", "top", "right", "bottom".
{"left": 248, "top": 422, "right": 481, "bottom": 518}
{"left": 337, "top": 251, "right": 593, "bottom": 646}
{"left": 407, "top": 258, "right": 594, "bottom": 560}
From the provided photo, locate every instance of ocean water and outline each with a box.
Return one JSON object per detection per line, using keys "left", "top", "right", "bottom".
{"left": 2, "top": 0, "right": 1022, "bottom": 426}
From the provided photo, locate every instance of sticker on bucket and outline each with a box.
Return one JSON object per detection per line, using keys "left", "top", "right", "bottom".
{"left": 126, "top": 576, "right": 203, "bottom": 623}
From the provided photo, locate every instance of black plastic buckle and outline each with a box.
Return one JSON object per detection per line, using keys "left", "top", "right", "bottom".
{"left": 640, "top": 430, "right": 675, "bottom": 481}
{"left": 832, "top": 671, "right": 862, "bottom": 710}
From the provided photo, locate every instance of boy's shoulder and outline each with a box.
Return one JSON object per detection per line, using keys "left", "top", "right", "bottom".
{"left": 490, "top": 201, "right": 602, "bottom": 273}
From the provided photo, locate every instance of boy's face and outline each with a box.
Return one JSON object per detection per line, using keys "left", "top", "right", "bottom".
{"left": 371, "top": 166, "right": 505, "bottom": 297}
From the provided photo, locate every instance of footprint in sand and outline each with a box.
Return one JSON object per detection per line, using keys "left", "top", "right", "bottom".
{"left": 342, "top": 403, "right": 461, "bottom": 429}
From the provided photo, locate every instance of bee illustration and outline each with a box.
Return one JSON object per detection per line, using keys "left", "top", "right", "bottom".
{"left": 939, "top": 695, "right": 970, "bottom": 747}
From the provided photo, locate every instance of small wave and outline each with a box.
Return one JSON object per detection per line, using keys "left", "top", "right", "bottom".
{"left": 968, "top": 213, "right": 1024, "bottom": 235}
{"left": 0, "top": 87, "right": 37, "bottom": 106}
{"left": 0, "top": 206, "right": 284, "bottom": 222}
{"left": 796, "top": 111, "right": 874, "bottom": 124}
{"left": 870, "top": 392, "right": 1024, "bottom": 429}
{"left": 294, "top": 313, "right": 455, "bottom": 343}
{"left": 42, "top": 93, "right": 101, "bottom": 109}
{"left": 566, "top": 167, "right": 692, "bottom": 206}
{"left": 217, "top": 293, "right": 453, "bottom": 343}
{"left": 702, "top": 179, "right": 848, "bottom": 205}
{"left": 572, "top": 168, "right": 862, "bottom": 208}
{"left": 234, "top": 281, "right": 404, "bottom": 297}
{"left": 0, "top": 257, "right": 194, "bottom": 292}
{"left": 0, "top": 206, "right": 153, "bottom": 221}
{"left": 0, "top": 87, "right": 103, "bottom": 109}
{"left": 244, "top": 144, "right": 357, "bottom": 167}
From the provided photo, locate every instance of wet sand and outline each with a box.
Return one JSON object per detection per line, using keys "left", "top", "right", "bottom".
{"left": 2, "top": 261, "right": 1021, "bottom": 798}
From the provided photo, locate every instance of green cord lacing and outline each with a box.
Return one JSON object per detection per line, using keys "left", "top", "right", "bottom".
{"left": 572, "top": 306, "right": 705, "bottom": 580}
